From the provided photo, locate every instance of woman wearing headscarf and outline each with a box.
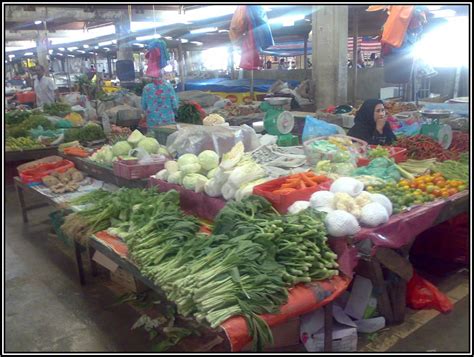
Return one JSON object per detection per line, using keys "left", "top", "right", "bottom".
{"left": 347, "top": 99, "right": 396, "bottom": 145}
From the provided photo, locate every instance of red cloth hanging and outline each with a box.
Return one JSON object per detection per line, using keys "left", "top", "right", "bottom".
{"left": 145, "top": 47, "right": 162, "bottom": 78}
{"left": 239, "top": 11, "right": 261, "bottom": 70}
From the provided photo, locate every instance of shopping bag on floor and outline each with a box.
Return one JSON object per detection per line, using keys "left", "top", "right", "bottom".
{"left": 406, "top": 272, "right": 453, "bottom": 313}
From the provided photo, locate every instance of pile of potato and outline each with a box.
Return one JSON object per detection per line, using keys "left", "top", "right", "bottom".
{"left": 42, "top": 168, "right": 85, "bottom": 193}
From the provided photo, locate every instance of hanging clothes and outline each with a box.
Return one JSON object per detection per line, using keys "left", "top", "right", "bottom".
{"left": 145, "top": 39, "right": 171, "bottom": 78}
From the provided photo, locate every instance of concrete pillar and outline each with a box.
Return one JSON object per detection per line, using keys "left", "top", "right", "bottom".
{"left": 36, "top": 30, "right": 49, "bottom": 74}
{"left": 107, "top": 55, "right": 113, "bottom": 76}
{"left": 312, "top": 5, "right": 348, "bottom": 109}
{"left": 177, "top": 42, "right": 185, "bottom": 91}
{"left": 115, "top": 14, "right": 133, "bottom": 62}
{"left": 352, "top": 8, "right": 359, "bottom": 106}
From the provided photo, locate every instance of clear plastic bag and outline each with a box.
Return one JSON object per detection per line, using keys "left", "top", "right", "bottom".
{"left": 166, "top": 124, "right": 260, "bottom": 157}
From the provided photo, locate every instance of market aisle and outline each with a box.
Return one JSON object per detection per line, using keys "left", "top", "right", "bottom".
{"left": 4, "top": 188, "right": 151, "bottom": 352}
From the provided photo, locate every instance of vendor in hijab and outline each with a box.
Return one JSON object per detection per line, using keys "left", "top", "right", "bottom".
{"left": 347, "top": 99, "right": 396, "bottom": 145}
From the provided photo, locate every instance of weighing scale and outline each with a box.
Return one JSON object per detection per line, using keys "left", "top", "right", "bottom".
{"left": 419, "top": 109, "right": 453, "bottom": 149}
{"left": 259, "top": 98, "right": 299, "bottom": 146}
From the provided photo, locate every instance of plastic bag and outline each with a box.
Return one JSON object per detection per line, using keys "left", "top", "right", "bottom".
{"left": 166, "top": 124, "right": 260, "bottom": 157}
{"left": 302, "top": 116, "right": 340, "bottom": 142}
{"left": 406, "top": 272, "right": 453, "bottom": 313}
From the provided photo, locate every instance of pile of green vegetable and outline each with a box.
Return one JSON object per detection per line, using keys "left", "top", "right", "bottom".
{"left": 64, "top": 122, "right": 106, "bottom": 143}
{"left": 367, "top": 145, "right": 389, "bottom": 159}
{"left": 5, "top": 110, "right": 31, "bottom": 125}
{"left": 6, "top": 114, "right": 54, "bottom": 138}
{"left": 176, "top": 102, "right": 202, "bottom": 125}
{"left": 6, "top": 137, "right": 45, "bottom": 151}
{"left": 64, "top": 189, "right": 338, "bottom": 351}
{"left": 43, "top": 102, "right": 72, "bottom": 117}
{"left": 352, "top": 157, "right": 402, "bottom": 183}
{"left": 431, "top": 153, "right": 469, "bottom": 183}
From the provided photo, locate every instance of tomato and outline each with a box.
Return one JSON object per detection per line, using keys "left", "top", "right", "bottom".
{"left": 426, "top": 185, "right": 435, "bottom": 193}
{"left": 418, "top": 183, "right": 427, "bottom": 191}
{"left": 435, "top": 181, "right": 446, "bottom": 189}
{"left": 432, "top": 189, "right": 441, "bottom": 197}
{"left": 447, "top": 188, "right": 458, "bottom": 196}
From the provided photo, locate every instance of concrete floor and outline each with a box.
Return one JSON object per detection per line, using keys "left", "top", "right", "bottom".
{"left": 4, "top": 187, "right": 471, "bottom": 353}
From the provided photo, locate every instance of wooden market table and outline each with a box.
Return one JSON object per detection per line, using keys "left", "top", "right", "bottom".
{"left": 350, "top": 190, "right": 469, "bottom": 325}
{"left": 5, "top": 146, "right": 59, "bottom": 163}
{"left": 87, "top": 230, "right": 349, "bottom": 352}
{"left": 59, "top": 154, "right": 148, "bottom": 188}
{"left": 13, "top": 176, "right": 90, "bottom": 285}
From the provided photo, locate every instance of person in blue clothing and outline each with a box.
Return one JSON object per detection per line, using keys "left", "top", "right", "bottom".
{"left": 141, "top": 71, "right": 178, "bottom": 130}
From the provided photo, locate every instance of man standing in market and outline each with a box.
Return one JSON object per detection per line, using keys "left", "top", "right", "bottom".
{"left": 33, "top": 64, "right": 57, "bottom": 107}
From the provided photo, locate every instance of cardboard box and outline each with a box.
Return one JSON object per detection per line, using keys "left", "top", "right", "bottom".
{"left": 300, "top": 306, "right": 358, "bottom": 352}
{"left": 242, "top": 317, "right": 300, "bottom": 351}
{"left": 92, "top": 251, "right": 147, "bottom": 293}
{"left": 110, "top": 267, "right": 148, "bottom": 293}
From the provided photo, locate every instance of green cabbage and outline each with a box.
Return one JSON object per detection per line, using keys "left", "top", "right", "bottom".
{"left": 177, "top": 153, "right": 199, "bottom": 168}
{"left": 168, "top": 171, "right": 183, "bottom": 184}
{"left": 198, "top": 150, "right": 219, "bottom": 171}
{"left": 181, "top": 163, "right": 202, "bottom": 175}
{"left": 112, "top": 141, "right": 132, "bottom": 156}
{"left": 182, "top": 173, "right": 208, "bottom": 191}
{"left": 137, "top": 137, "right": 160, "bottom": 154}
{"left": 127, "top": 129, "right": 145, "bottom": 147}
{"left": 207, "top": 167, "right": 219, "bottom": 179}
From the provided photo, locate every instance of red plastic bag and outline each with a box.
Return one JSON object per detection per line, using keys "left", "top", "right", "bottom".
{"left": 406, "top": 272, "right": 453, "bottom": 313}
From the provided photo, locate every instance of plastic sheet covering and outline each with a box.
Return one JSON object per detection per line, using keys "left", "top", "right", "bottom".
{"left": 352, "top": 191, "right": 468, "bottom": 254}
{"left": 166, "top": 124, "right": 260, "bottom": 157}
{"left": 221, "top": 275, "right": 351, "bottom": 352}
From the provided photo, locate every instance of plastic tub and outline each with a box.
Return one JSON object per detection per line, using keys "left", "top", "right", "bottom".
{"left": 113, "top": 159, "right": 166, "bottom": 180}
{"left": 253, "top": 175, "right": 332, "bottom": 214}
{"left": 357, "top": 146, "right": 407, "bottom": 167}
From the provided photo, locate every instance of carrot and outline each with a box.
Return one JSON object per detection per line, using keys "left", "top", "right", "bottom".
{"left": 299, "top": 181, "right": 306, "bottom": 189}
{"left": 273, "top": 188, "right": 297, "bottom": 194}
{"left": 313, "top": 175, "right": 329, "bottom": 184}
{"left": 300, "top": 173, "right": 316, "bottom": 187}
{"left": 281, "top": 181, "right": 300, "bottom": 188}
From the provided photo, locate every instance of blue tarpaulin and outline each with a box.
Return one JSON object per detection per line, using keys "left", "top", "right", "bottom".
{"left": 182, "top": 78, "right": 301, "bottom": 93}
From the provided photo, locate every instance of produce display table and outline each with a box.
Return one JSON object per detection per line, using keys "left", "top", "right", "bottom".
{"left": 350, "top": 191, "right": 469, "bottom": 324}
{"left": 89, "top": 230, "right": 351, "bottom": 352}
{"left": 13, "top": 176, "right": 90, "bottom": 285}
{"left": 59, "top": 154, "right": 148, "bottom": 188}
{"left": 5, "top": 146, "right": 59, "bottom": 163}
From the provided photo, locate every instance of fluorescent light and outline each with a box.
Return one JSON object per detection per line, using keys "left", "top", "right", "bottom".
{"left": 67, "top": 46, "right": 78, "bottom": 51}
{"left": 112, "top": 39, "right": 117, "bottom": 44}
{"left": 133, "top": 43, "right": 145, "bottom": 47}
{"left": 413, "top": 16, "right": 468, "bottom": 67}
{"left": 185, "top": 6, "right": 237, "bottom": 21}
{"left": 180, "top": 39, "right": 188, "bottom": 43}
{"left": 34, "top": 20, "right": 42, "bottom": 25}
{"left": 269, "top": 14, "right": 305, "bottom": 26}
{"left": 190, "top": 41, "right": 203, "bottom": 46}
{"left": 24, "top": 52, "right": 34, "bottom": 55}
{"left": 218, "top": 29, "right": 229, "bottom": 33}
{"left": 136, "top": 34, "right": 161, "bottom": 41}
{"left": 190, "top": 27, "right": 218, "bottom": 34}
{"left": 431, "top": 9, "right": 456, "bottom": 18}
{"left": 103, "top": 47, "right": 110, "bottom": 51}
{"left": 56, "top": 53, "right": 63, "bottom": 56}
{"left": 83, "top": 44, "right": 89, "bottom": 48}
{"left": 94, "top": 46, "right": 99, "bottom": 49}
{"left": 164, "top": 36, "right": 173, "bottom": 40}
{"left": 48, "top": 49, "right": 53, "bottom": 54}
{"left": 99, "top": 41, "right": 113, "bottom": 46}
{"left": 68, "top": 54, "right": 75, "bottom": 57}
{"left": 77, "top": 50, "right": 85, "bottom": 53}
{"left": 58, "top": 47, "right": 65, "bottom": 51}
{"left": 88, "top": 52, "right": 96, "bottom": 54}
{"left": 427, "top": 6, "right": 442, "bottom": 11}
{"left": 8, "top": 54, "right": 15, "bottom": 58}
